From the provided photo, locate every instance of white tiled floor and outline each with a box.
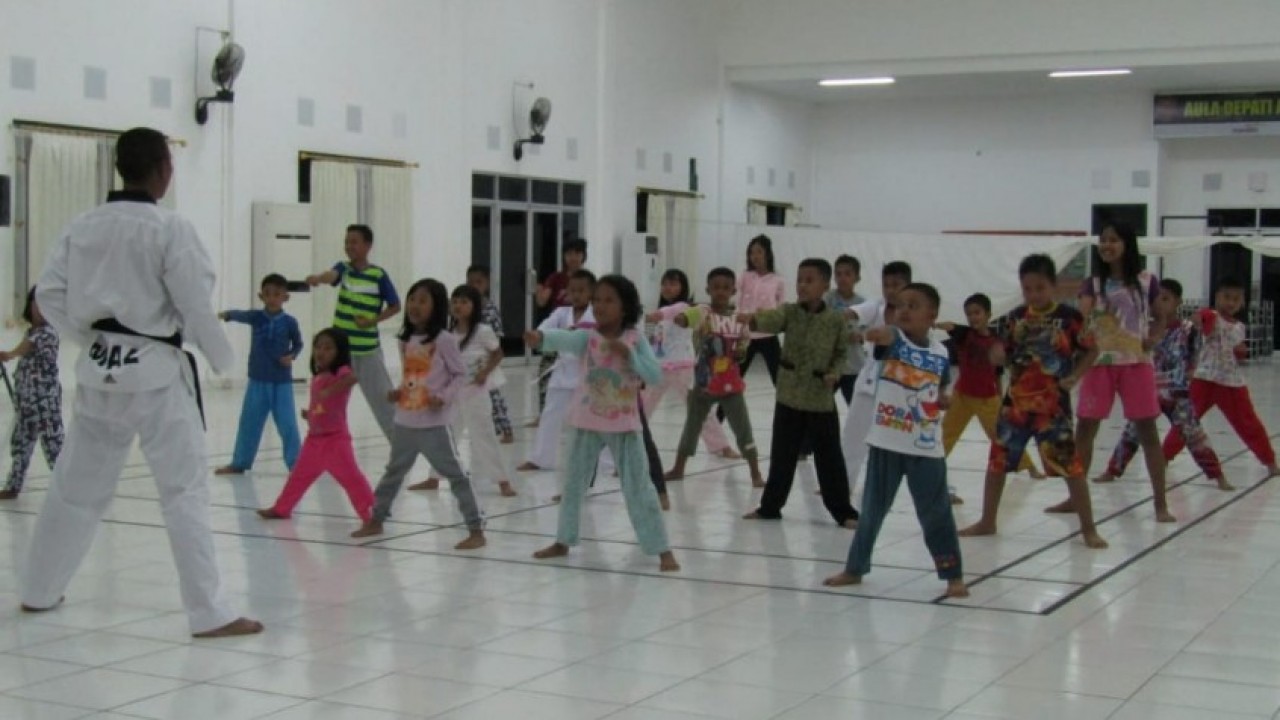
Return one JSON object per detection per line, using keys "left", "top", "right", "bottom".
{"left": 2, "top": 359, "right": 1280, "bottom": 718}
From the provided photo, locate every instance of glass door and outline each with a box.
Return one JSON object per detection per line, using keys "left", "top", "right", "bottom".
{"left": 498, "top": 209, "right": 530, "bottom": 356}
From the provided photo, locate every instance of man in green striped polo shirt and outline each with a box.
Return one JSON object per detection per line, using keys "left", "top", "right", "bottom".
{"left": 306, "top": 224, "right": 401, "bottom": 438}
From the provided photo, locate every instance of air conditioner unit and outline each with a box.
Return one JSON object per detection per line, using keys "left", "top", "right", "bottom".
{"left": 618, "top": 232, "right": 665, "bottom": 310}
{"left": 252, "top": 202, "right": 315, "bottom": 350}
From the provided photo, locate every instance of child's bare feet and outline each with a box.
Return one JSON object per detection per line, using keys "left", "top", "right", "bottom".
{"left": 950, "top": 494, "right": 964, "bottom": 505}
{"left": 659, "top": 493, "right": 671, "bottom": 511}
{"left": 1044, "top": 499, "right": 1076, "bottom": 514}
{"left": 742, "top": 510, "right": 764, "bottom": 520}
{"left": 1092, "top": 473, "right": 1117, "bottom": 484}
{"left": 517, "top": 461, "right": 540, "bottom": 472}
{"left": 659, "top": 551, "right": 680, "bottom": 572}
{"left": 1028, "top": 467, "right": 1047, "bottom": 480}
{"left": 533, "top": 542, "right": 569, "bottom": 559}
{"left": 501, "top": 431, "right": 515, "bottom": 444}
{"left": 524, "top": 419, "right": 539, "bottom": 428}
{"left": 1266, "top": 465, "right": 1280, "bottom": 478}
{"left": 498, "top": 480, "right": 518, "bottom": 497}
{"left": 751, "top": 474, "right": 765, "bottom": 488}
{"left": 455, "top": 531, "right": 486, "bottom": 550}
{"left": 192, "top": 617, "right": 264, "bottom": 638}
{"left": 215, "top": 466, "right": 245, "bottom": 476}
{"left": 841, "top": 518, "right": 858, "bottom": 529}
{"left": 1082, "top": 530, "right": 1109, "bottom": 548}
{"left": 945, "top": 579, "right": 970, "bottom": 598}
{"left": 350, "top": 521, "right": 384, "bottom": 538}
{"left": 719, "top": 448, "right": 741, "bottom": 459}
{"left": 0, "top": 490, "right": 18, "bottom": 500}
{"left": 551, "top": 494, "right": 562, "bottom": 503}
{"left": 1216, "top": 477, "right": 1236, "bottom": 491}
{"left": 1155, "top": 508, "right": 1177, "bottom": 523}
{"left": 958, "top": 522, "right": 996, "bottom": 537}
{"left": 409, "top": 477, "right": 440, "bottom": 491}
{"left": 823, "top": 572, "right": 861, "bottom": 587}
{"left": 663, "top": 468, "right": 685, "bottom": 481}
{"left": 256, "top": 508, "right": 287, "bottom": 520}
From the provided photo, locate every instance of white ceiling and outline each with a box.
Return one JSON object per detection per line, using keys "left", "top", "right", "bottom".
{"left": 732, "top": 60, "right": 1280, "bottom": 104}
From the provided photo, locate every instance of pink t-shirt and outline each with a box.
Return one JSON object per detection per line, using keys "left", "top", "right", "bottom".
{"left": 394, "top": 331, "right": 467, "bottom": 428}
{"left": 738, "top": 270, "right": 785, "bottom": 339}
{"left": 306, "top": 365, "right": 354, "bottom": 436}
{"left": 540, "top": 328, "right": 662, "bottom": 434}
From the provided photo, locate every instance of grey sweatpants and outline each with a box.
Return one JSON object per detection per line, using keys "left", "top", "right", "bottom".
{"left": 351, "top": 348, "right": 395, "bottom": 440}
{"left": 371, "top": 424, "right": 484, "bottom": 530}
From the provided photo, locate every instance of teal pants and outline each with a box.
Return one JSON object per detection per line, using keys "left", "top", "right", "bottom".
{"left": 557, "top": 429, "right": 670, "bottom": 556}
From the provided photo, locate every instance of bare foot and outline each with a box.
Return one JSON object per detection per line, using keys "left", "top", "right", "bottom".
{"left": 1216, "top": 477, "right": 1236, "bottom": 491}
{"left": 517, "top": 461, "right": 541, "bottom": 472}
{"left": 524, "top": 419, "right": 539, "bottom": 428}
{"left": 659, "top": 551, "right": 680, "bottom": 572}
{"left": 533, "top": 542, "right": 569, "bottom": 559}
{"left": 945, "top": 579, "right": 970, "bottom": 598}
{"left": 1082, "top": 530, "right": 1109, "bottom": 549}
{"left": 350, "top": 521, "right": 384, "bottom": 538}
{"left": 958, "top": 522, "right": 996, "bottom": 537}
{"left": 455, "top": 531, "right": 486, "bottom": 550}
{"left": 20, "top": 596, "right": 64, "bottom": 613}
{"left": 0, "top": 490, "right": 18, "bottom": 500}
{"left": 256, "top": 508, "right": 287, "bottom": 519}
{"left": 663, "top": 468, "right": 685, "bottom": 481}
{"left": 501, "top": 432, "right": 515, "bottom": 444}
{"left": 1155, "top": 508, "right": 1177, "bottom": 523}
{"left": 751, "top": 475, "right": 765, "bottom": 488}
{"left": 841, "top": 518, "right": 858, "bottom": 529}
{"left": 823, "top": 572, "right": 862, "bottom": 587}
{"left": 408, "top": 477, "right": 440, "bottom": 491}
{"left": 742, "top": 510, "right": 764, "bottom": 520}
{"left": 950, "top": 494, "right": 964, "bottom": 505}
{"left": 498, "top": 481, "right": 518, "bottom": 497}
{"left": 192, "top": 617, "right": 264, "bottom": 638}
{"left": 1028, "top": 467, "right": 1047, "bottom": 480}
{"left": 1044, "top": 499, "right": 1076, "bottom": 514}
{"left": 659, "top": 493, "right": 671, "bottom": 511}
{"left": 719, "top": 448, "right": 741, "bottom": 459}
{"left": 214, "top": 466, "right": 245, "bottom": 476}
{"left": 1266, "top": 465, "right": 1280, "bottom": 479}
{"left": 551, "top": 494, "right": 562, "bottom": 503}
{"left": 1092, "top": 473, "right": 1117, "bottom": 484}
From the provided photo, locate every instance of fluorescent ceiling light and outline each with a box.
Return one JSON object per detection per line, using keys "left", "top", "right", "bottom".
{"left": 819, "top": 77, "right": 895, "bottom": 87}
{"left": 1049, "top": 68, "right": 1131, "bottom": 78}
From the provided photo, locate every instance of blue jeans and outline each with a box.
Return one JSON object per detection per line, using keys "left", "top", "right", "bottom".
{"left": 230, "top": 380, "right": 301, "bottom": 471}
{"left": 845, "top": 446, "right": 962, "bottom": 580}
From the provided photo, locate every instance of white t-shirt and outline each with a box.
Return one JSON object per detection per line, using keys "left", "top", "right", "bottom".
{"left": 866, "top": 328, "right": 951, "bottom": 458}
{"left": 851, "top": 298, "right": 888, "bottom": 397}
{"left": 455, "top": 324, "right": 506, "bottom": 391}
{"left": 647, "top": 302, "right": 697, "bottom": 368}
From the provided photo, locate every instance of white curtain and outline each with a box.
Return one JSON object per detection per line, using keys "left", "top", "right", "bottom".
{"left": 309, "top": 161, "right": 359, "bottom": 334}
{"left": 670, "top": 196, "right": 700, "bottom": 284}
{"left": 746, "top": 201, "right": 768, "bottom": 226}
{"left": 784, "top": 206, "right": 803, "bottom": 226}
{"left": 26, "top": 135, "right": 101, "bottom": 288}
{"left": 369, "top": 165, "right": 413, "bottom": 334}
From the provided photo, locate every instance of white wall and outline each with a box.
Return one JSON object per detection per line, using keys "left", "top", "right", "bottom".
{"left": 810, "top": 91, "right": 1158, "bottom": 235}
{"left": 720, "top": 0, "right": 1280, "bottom": 71}
{"left": 1158, "top": 136, "right": 1280, "bottom": 299}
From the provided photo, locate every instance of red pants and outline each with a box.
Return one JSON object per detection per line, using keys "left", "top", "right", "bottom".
{"left": 1163, "top": 379, "right": 1276, "bottom": 467}
{"left": 271, "top": 433, "right": 375, "bottom": 521}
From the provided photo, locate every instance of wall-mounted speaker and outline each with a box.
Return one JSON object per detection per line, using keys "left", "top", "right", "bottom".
{"left": 0, "top": 175, "right": 10, "bottom": 227}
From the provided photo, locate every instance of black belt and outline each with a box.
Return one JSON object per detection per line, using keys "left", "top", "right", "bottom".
{"left": 91, "top": 319, "right": 205, "bottom": 429}
{"left": 778, "top": 359, "right": 825, "bottom": 379}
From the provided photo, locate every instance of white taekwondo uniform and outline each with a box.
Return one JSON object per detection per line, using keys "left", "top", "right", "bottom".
{"left": 22, "top": 189, "right": 240, "bottom": 634}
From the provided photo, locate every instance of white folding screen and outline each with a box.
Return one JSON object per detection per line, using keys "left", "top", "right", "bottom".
{"left": 369, "top": 165, "right": 413, "bottom": 322}
{"left": 24, "top": 134, "right": 102, "bottom": 291}
{"left": 670, "top": 196, "right": 700, "bottom": 286}
{"left": 308, "top": 161, "right": 359, "bottom": 334}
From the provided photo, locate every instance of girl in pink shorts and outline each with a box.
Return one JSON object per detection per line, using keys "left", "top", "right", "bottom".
{"left": 1064, "top": 223, "right": 1173, "bottom": 523}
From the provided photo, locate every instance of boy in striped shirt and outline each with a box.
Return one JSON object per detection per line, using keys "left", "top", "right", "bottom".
{"left": 306, "top": 224, "right": 401, "bottom": 438}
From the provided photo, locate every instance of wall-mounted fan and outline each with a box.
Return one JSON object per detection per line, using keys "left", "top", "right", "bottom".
{"left": 195, "top": 41, "right": 245, "bottom": 125}
{"left": 513, "top": 82, "right": 551, "bottom": 161}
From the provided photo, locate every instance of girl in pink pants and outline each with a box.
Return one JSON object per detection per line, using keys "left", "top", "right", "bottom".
{"left": 258, "top": 328, "right": 375, "bottom": 521}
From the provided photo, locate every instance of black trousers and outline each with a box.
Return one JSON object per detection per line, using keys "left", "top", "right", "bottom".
{"left": 755, "top": 403, "right": 858, "bottom": 524}
{"left": 740, "top": 336, "right": 781, "bottom": 386}
{"left": 799, "top": 374, "right": 857, "bottom": 455}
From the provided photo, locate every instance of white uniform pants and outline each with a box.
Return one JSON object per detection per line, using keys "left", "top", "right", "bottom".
{"left": 841, "top": 390, "right": 875, "bottom": 495}
{"left": 525, "top": 387, "right": 613, "bottom": 473}
{"left": 21, "top": 383, "right": 238, "bottom": 634}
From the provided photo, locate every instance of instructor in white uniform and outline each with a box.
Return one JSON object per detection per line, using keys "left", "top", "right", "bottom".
{"left": 20, "top": 127, "right": 262, "bottom": 638}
